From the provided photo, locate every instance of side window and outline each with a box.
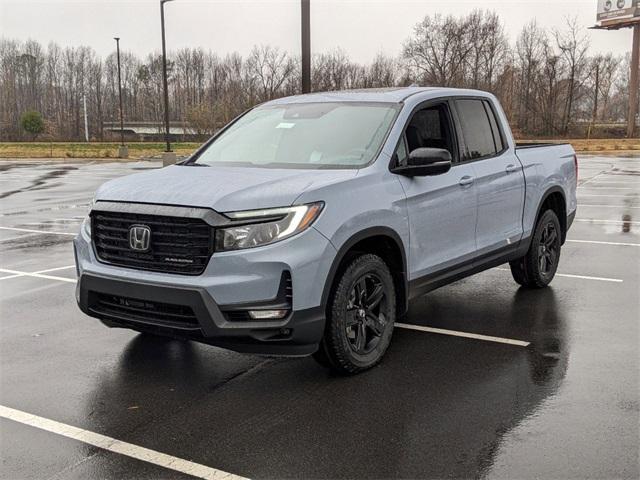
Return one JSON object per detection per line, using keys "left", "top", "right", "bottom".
{"left": 483, "top": 100, "right": 504, "bottom": 153}
{"left": 455, "top": 99, "right": 497, "bottom": 160}
{"left": 404, "top": 103, "right": 455, "bottom": 160}
{"left": 395, "top": 136, "right": 408, "bottom": 167}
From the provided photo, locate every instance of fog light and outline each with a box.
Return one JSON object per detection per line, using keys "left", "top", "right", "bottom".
{"left": 248, "top": 310, "right": 288, "bottom": 320}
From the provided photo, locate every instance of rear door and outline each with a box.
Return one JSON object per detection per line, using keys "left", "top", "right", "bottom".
{"left": 453, "top": 98, "right": 525, "bottom": 258}
{"left": 394, "top": 101, "right": 477, "bottom": 280}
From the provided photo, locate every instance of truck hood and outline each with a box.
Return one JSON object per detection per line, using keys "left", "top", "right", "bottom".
{"left": 95, "top": 164, "right": 358, "bottom": 212}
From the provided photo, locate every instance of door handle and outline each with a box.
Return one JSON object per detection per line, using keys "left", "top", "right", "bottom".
{"left": 459, "top": 175, "right": 474, "bottom": 186}
{"left": 505, "top": 164, "right": 520, "bottom": 173}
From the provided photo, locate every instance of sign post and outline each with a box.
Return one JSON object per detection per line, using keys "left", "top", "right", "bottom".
{"left": 628, "top": 24, "right": 640, "bottom": 138}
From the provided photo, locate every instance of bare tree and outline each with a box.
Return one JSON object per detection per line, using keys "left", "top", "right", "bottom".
{"left": 403, "top": 13, "right": 473, "bottom": 86}
{"left": 554, "top": 16, "right": 590, "bottom": 134}
{"left": 364, "top": 53, "right": 398, "bottom": 88}
{"left": 589, "top": 54, "right": 618, "bottom": 121}
{"left": 0, "top": 14, "right": 631, "bottom": 141}
{"left": 247, "top": 45, "right": 295, "bottom": 101}
{"left": 516, "top": 21, "right": 546, "bottom": 133}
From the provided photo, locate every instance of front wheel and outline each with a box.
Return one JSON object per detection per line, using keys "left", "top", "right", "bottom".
{"left": 313, "top": 254, "right": 396, "bottom": 374}
{"left": 509, "top": 209, "right": 562, "bottom": 288}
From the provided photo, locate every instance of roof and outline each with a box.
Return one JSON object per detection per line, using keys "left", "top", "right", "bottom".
{"left": 263, "top": 86, "right": 491, "bottom": 106}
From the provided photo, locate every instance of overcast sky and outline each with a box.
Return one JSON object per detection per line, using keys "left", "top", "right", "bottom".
{"left": 0, "top": 0, "right": 632, "bottom": 62}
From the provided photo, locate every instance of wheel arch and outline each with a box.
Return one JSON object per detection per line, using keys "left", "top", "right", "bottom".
{"left": 535, "top": 186, "right": 568, "bottom": 243}
{"left": 321, "top": 227, "right": 408, "bottom": 318}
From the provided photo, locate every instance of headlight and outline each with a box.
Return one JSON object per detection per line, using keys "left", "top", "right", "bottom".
{"left": 216, "top": 202, "right": 324, "bottom": 251}
{"left": 81, "top": 215, "right": 91, "bottom": 238}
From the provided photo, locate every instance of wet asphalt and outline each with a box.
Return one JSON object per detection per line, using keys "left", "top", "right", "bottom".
{"left": 0, "top": 155, "right": 638, "bottom": 479}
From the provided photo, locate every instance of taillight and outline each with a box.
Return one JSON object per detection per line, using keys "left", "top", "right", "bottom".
{"left": 573, "top": 154, "right": 578, "bottom": 185}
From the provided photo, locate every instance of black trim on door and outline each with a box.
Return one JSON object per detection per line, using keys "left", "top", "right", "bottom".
{"left": 408, "top": 237, "right": 531, "bottom": 300}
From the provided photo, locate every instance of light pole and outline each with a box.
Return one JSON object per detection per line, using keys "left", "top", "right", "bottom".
{"left": 161, "top": 0, "right": 175, "bottom": 157}
{"left": 301, "top": 0, "right": 311, "bottom": 93}
{"left": 627, "top": 24, "right": 639, "bottom": 138}
{"left": 113, "top": 37, "right": 127, "bottom": 158}
{"left": 83, "top": 92, "right": 89, "bottom": 142}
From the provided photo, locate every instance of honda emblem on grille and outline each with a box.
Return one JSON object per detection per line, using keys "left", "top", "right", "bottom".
{"left": 128, "top": 225, "right": 151, "bottom": 252}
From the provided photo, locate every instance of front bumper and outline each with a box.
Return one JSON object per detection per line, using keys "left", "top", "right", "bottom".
{"left": 74, "top": 225, "right": 335, "bottom": 356}
{"left": 77, "top": 273, "right": 324, "bottom": 355}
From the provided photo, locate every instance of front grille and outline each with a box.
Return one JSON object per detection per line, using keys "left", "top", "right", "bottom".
{"left": 89, "top": 292, "right": 199, "bottom": 329}
{"left": 92, "top": 210, "right": 213, "bottom": 275}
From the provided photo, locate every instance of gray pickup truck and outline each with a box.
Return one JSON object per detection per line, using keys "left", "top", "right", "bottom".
{"left": 74, "top": 87, "right": 577, "bottom": 374}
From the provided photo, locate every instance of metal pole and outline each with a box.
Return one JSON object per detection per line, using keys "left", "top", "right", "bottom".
{"left": 161, "top": 0, "right": 173, "bottom": 152}
{"left": 627, "top": 24, "right": 640, "bottom": 138}
{"left": 83, "top": 92, "right": 89, "bottom": 142}
{"left": 114, "top": 37, "right": 125, "bottom": 146}
{"left": 301, "top": 0, "right": 311, "bottom": 93}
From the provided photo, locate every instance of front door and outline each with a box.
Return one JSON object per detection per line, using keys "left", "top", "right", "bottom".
{"left": 394, "top": 102, "right": 478, "bottom": 281}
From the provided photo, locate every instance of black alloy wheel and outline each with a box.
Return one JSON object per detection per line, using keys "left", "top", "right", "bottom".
{"left": 538, "top": 221, "right": 559, "bottom": 279}
{"left": 509, "top": 209, "right": 562, "bottom": 288}
{"left": 345, "top": 273, "right": 388, "bottom": 355}
{"left": 313, "top": 253, "right": 396, "bottom": 374}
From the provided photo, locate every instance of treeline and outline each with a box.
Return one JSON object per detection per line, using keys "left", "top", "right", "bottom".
{"left": 0, "top": 11, "right": 633, "bottom": 141}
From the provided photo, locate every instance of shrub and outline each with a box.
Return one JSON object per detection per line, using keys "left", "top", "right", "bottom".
{"left": 20, "top": 111, "right": 45, "bottom": 140}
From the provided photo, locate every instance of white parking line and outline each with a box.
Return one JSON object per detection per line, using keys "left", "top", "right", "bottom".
{"left": 0, "top": 268, "right": 76, "bottom": 283}
{"left": 0, "top": 405, "right": 245, "bottom": 480}
{"left": 567, "top": 239, "right": 640, "bottom": 247}
{"left": 578, "top": 204, "right": 640, "bottom": 209}
{"left": 578, "top": 194, "right": 639, "bottom": 198}
{"left": 395, "top": 323, "right": 530, "bottom": 347}
{"left": 0, "top": 265, "right": 76, "bottom": 281}
{"left": 0, "top": 226, "right": 76, "bottom": 236}
{"left": 590, "top": 181, "right": 640, "bottom": 185}
{"left": 574, "top": 218, "right": 640, "bottom": 225}
{"left": 494, "top": 267, "right": 623, "bottom": 283}
{"left": 578, "top": 186, "right": 634, "bottom": 190}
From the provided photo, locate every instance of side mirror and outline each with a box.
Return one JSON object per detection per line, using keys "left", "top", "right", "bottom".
{"left": 392, "top": 148, "right": 452, "bottom": 177}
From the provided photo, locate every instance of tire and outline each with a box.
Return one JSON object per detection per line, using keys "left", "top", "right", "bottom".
{"left": 313, "top": 253, "right": 396, "bottom": 374}
{"left": 509, "top": 209, "right": 562, "bottom": 288}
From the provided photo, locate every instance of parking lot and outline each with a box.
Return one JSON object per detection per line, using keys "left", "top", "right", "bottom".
{"left": 0, "top": 154, "right": 638, "bottom": 479}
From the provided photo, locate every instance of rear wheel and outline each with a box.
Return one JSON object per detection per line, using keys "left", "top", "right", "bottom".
{"left": 313, "top": 254, "right": 396, "bottom": 374}
{"left": 510, "top": 209, "right": 561, "bottom": 288}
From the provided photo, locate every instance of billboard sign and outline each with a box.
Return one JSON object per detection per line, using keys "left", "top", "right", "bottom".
{"left": 597, "top": 0, "right": 639, "bottom": 24}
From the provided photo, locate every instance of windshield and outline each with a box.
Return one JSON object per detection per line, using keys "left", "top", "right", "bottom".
{"left": 191, "top": 102, "right": 399, "bottom": 169}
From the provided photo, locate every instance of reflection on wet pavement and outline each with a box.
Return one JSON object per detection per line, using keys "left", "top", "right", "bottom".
{"left": 0, "top": 156, "right": 638, "bottom": 479}
{"left": 0, "top": 166, "right": 77, "bottom": 200}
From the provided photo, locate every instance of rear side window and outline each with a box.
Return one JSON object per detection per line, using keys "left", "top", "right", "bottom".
{"left": 455, "top": 99, "right": 497, "bottom": 160}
